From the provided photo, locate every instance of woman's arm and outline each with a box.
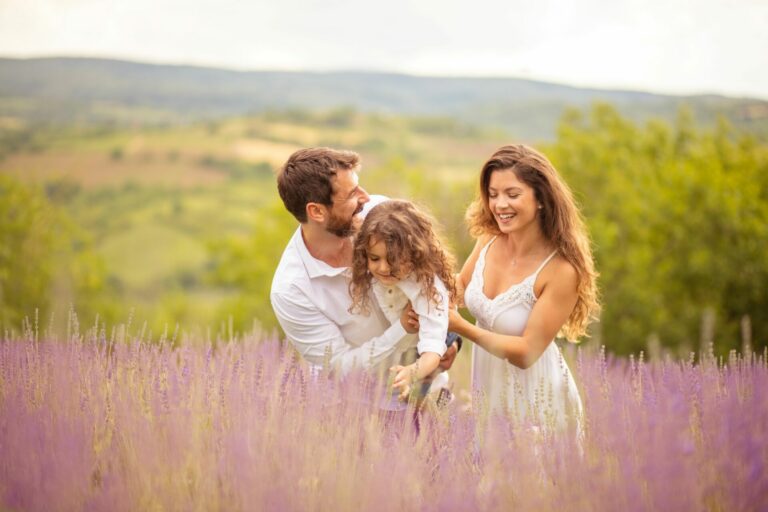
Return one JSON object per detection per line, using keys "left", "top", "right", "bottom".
{"left": 448, "top": 259, "right": 579, "bottom": 369}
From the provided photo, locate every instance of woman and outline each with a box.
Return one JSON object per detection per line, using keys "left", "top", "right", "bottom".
{"left": 448, "top": 144, "right": 599, "bottom": 431}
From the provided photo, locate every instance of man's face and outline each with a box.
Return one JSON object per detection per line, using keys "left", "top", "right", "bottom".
{"left": 325, "top": 169, "right": 370, "bottom": 237}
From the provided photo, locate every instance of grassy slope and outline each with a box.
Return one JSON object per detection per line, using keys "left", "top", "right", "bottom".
{"left": 0, "top": 112, "right": 506, "bottom": 339}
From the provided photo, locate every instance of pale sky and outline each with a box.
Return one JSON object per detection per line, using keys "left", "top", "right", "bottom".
{"left": 1, "top": 0, "right": 766, "bottom": 99}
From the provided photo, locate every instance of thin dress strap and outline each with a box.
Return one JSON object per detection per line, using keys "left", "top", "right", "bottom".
{"left": 531, "top": 250, "right": 558, "bottom": 279}
{"left": 473, "top": 236, "right": 497, "bottom": 277}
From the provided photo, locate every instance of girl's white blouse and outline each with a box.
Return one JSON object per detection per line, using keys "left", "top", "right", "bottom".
{"left": 372, "top": 276, "right": 449, "bottom": 357}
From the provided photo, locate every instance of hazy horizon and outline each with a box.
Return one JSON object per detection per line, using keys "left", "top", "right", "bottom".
{"left": 1, "top": 0, "right": 766, "bottom": 100}
{"left": 3, "top": 53, "right": 766, "bottom": 102}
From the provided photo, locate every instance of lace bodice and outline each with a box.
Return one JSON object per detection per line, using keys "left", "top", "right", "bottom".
{"left": 465, "top": 237, "right": 583, "bottom": 431}
{"left": 464, "top": 238, "right": 555, "bottom": 331}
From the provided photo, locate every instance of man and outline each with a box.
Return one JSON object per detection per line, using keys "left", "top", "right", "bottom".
{"left": 270, "top": 147, "right": 458, "bottom": 382}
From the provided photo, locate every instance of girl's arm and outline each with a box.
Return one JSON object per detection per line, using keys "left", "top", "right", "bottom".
{"left": 448, "top": 258, "right": 579, "bottom": 369}
{"left": 391, "top": 352, "right": 442, "bottom": 399}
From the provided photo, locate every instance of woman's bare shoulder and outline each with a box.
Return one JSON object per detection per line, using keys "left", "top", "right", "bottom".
{"left": 536, "top": 254, "right": 579, "bottom": 295}
{"left": 478, "top": 233, "right": 494, "bottom": 245}
{"left": 459, "top": 234, "right": 494, "bottom": 286}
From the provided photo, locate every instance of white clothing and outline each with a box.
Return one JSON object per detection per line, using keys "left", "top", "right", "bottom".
{"left": 270, "top": 197, "right": 413, "bottom": 377}
{"left": 372, "top": 276, "right": 453, "bottom": 405}
{"left": 465, "top": 237, "right": 583, "bottom": 430}
{"left": 372, "top": 276, "right": 449, "bottom": 358}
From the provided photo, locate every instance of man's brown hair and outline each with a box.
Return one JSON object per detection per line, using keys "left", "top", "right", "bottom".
{"left": 277, "top": 147, "right": 361, "bottom": 223}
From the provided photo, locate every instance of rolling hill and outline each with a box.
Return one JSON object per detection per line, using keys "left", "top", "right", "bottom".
{"left": 1, "top": 57, "right": 766, "bottom": 140}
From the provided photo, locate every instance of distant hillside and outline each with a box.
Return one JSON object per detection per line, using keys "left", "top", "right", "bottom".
{"left": 1, "top": 57, "right": 766, "bottom": 140}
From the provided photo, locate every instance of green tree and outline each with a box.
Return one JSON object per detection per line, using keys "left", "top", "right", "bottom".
{"left": 0, "top": 175, "right": 57, "bottom": 328}
{"left": 549, "top": 104, "right": 768, "bottom": 354}
{"left": 0, "top": 175, "right": 118, "bottom": 331}
{"left": 207, "top": 200, "right": 298, "bottom": 332}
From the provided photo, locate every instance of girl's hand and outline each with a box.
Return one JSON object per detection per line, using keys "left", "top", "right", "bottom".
{"left": 390, "top": 365, "right": 415, "bottom": 401}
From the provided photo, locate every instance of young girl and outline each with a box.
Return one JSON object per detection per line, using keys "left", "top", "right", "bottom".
{"left": 349, "top": 199, "right": 457, "bottom": 400}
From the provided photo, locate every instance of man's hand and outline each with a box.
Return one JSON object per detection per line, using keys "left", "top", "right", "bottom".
{"left": 400, "top": 301, "right": 420, "bottom": 334}
{"left": 438, "top": 341, "right": 458, "bottom": 371}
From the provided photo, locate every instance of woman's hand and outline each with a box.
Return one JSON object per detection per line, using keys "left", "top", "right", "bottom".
{"left": 448, "top": 308, "right": 467, "bottom": 334}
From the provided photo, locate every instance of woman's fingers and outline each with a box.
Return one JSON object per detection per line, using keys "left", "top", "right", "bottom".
{"left": 448, "top": 308, "right": 464, "bottom": 331}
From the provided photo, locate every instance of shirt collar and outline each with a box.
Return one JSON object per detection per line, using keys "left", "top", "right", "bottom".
{"left": 373, "top": 275, "right": 420, "bottom": 297}
{"left": 393, "top": 276, "right": 421, "bottom": 297}
{"left": 292, "top": 227, "right": 349, "bottom": 279}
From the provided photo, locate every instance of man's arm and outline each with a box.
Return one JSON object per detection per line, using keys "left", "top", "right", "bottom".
{"left": 271, "top": 289, "right": 409, "bottom": 376}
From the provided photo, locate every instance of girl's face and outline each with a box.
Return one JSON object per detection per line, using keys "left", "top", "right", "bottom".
{"left": 366, "top": 239, "right": 401, "bottom": 285}
{"left": 487, "top": 169, "right": 540, "bottom": 234}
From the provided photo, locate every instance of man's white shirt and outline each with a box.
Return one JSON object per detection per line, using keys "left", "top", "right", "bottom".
{"left": 270, "top": 196, "right": 414, "bottom": 377}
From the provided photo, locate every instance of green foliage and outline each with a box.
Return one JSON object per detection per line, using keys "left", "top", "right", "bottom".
{"left": 0, "top": 176, "right": 57, "bottom": 327}
{"left": 0, "top": 126, "right": 49, "bottom": 160}
{"left": 0, "top": 175, "right": 119, "bottom": 331}
{"left": 364, "top": 157, "right": 476, "bottom": 258}
{"left": 206, "top": 200, "right": 299, "bottom": 331}
{"left": 110, "top": 146, "right": 124, "bottom": 160}
{"left": 549, "top": 104, "right": 768, "bottom": 354}
{"left": 2, "top": 106, "right": 765, "bottom": 355}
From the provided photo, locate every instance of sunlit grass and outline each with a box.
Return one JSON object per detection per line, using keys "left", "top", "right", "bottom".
{"left": 98, "top": 225, "right": 207, "bottom": 291}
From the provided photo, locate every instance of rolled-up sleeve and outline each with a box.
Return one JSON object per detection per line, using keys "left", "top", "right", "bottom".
{"left": 408, "top": 281, "right": 449, "bottom": 357}
{"left": 271, "top": 287, "right": 408, "bottom": 376}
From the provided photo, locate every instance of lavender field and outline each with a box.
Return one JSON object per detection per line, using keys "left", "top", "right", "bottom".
{"left": 1, "top": 321, "right": 767, "bottom": 511}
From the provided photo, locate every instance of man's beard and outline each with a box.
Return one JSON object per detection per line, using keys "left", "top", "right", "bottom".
{"left": 326, "top": 206, "right": 363, "bottom": 238}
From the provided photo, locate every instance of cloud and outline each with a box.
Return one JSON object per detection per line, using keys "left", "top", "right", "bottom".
{"left": 0, "top": 0, "right": 766, "bottom": 98}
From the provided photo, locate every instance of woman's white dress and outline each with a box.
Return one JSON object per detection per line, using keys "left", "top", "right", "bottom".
{"left": 464, "top": 238, "right": 583, "bottom": 430}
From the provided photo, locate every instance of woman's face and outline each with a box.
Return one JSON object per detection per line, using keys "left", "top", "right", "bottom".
{"left": 487, "top": 169, "right": 540, "bottom": 234}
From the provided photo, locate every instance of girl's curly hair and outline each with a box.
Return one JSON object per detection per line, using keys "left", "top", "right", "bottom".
{"left": 349, "top": 200, "right": 457, "bottom": 315}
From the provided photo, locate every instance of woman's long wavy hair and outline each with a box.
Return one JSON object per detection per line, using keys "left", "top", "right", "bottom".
{"left": 466, "top": 144, "right": 600, "bottom": 340}
{"left": 350, "top": 200, "right": 457, "bottom": 315}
